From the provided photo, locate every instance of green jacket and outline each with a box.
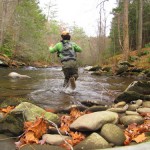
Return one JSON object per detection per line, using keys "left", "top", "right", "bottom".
{"left": 49, "top": 40, "right": 82, "bottom": 62}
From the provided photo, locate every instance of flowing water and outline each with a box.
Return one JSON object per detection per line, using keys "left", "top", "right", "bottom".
{"left": 0, "top": 67, "right": 136, "bottom": 109}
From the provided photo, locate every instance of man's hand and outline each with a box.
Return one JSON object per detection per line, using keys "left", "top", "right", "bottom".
{"left": 50, "top": 44, "right": 54, "bottom": 47}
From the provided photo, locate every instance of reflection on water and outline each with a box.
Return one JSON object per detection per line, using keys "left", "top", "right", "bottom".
{"left": 0, "top": 67, "right": 135, "bottom": 109}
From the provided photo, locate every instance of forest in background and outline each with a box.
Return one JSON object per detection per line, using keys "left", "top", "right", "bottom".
{"left": 0, "top": 0, "right": 150, "bottom": 66}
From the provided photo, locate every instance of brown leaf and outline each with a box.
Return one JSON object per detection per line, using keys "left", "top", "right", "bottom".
{"left": 133, "top": 133, "right": 147, "bottom": 143}
{"left": 24, "top": 117, "right": 47, "bottom": 138}
{"left": 17, "top": 117, "right": 48, "bottom": 148}
{"left": 23, "top": 131, "right": 39, "bottom": 144}
{"left": 1, "top": 106, "right": 15, "bottom": 114}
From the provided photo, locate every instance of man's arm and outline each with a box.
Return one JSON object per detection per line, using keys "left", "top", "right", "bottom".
{"left": 72, "top": 43, "right": 82, "bottom": 52}
{"left": 49, "top": 43, "right": 58, "bottom": 53}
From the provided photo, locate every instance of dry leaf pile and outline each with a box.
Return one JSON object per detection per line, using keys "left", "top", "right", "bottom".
{"left": 15, "top": 117, "right": 48, "bottom": 148}
{"left": 59, "top": 108, "right": 87, "bottom": 149}
{"left": 124, "top": 113, "right": 150, "bottom": 145}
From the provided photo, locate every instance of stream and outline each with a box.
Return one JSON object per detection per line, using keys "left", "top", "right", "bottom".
{"left": 0, "top": 67, "right": 136, "bottom": 109}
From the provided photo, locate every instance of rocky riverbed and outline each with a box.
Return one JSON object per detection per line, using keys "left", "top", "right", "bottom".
{"left": 0, "top": 92, "right": 149, "bottom": 150}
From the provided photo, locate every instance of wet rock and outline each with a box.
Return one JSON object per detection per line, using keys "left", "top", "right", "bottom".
{"left": 86, "top": 105, "right": 108, "bottom": 112}
{"left": 84, "top": 66, "right": 93, "bottom": 71}
{"left": 70, "top": 111, "right": 118, "bottom": 131}
{"left": 125, "top": 81, "right": 150, "bottom": 95}
{"left": 142, "top": 101, "right": 150, "bottom": 108}
{"left": 130, "top": 67, "right": 144, "bottom": 73}
{"left": 114, "top": 91, "right": 150, "bottom": 103}
{"left": 80, "top": 100, "right": 106, "bottom": 107}
{"left": 11, "top": 102, "right": 60, "bottom": 124}
{"left": 107, "top": 105, "right": 128, "bottom": 113}
{"left": 91, "top": 70, "right": 113, "bottom": 76}
{"left": 91, "top": 70, "right": 103, "bottom": 76}
{"left": 118, "top": 61, "right": 134, "bottom": 67}
{"left": 128, "top": 104, "right": 139, "bottom": 111}
{"left": 47, "top": 127, "right": 66, "bottom": 135}
{"left": 8, "top": 72, "right": 31, "bottom": 78}
{"left": 102, "top": 66, "right": 112, "bottom": 72}
{"left": 42, "top": 134, "right": 71, "bottom": 145}
{"left": 55, "top": 105, "right": 88, "bottom": 114}
{"left": 120, "top": 115, "right": 144, "bottom": 126}
{"left": 135, "top": 99, "right": 143, "bottom": 106}
{"left": 137, "top": 72, "right": 147, "bottom": 79}
{"left": 125, "top": 111, "right": 139, "bottom": 115}
{"left": 100, "top": 123, "right": 125, "bottom": 146}
{"left": 0, "top": 112, "right": 24, "bottom": 136}
{"left": 0, "top": 60, "right": 9, "bottom": 67}
{"left": 0, "top": 134, "right": 16, "bottom": 150}
{"left": 88, "top": 65, "right": 102, "bottom": 71}
{"left": 115, "top": 65, "right": 128, "bottom": 75}
{"left": 114, "top": 101, "right": 126, "bottom": 108}
{"left": 137, "top": 108, "right": 150, "bottom": 113}
{"left": 74, "top": 133, "right": 111, "bottom": 150}
{"left": 20, "top": 144, "right": 65, "bottom": 150}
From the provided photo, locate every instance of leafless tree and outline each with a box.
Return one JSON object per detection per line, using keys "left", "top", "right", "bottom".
{"left": 123, "top": 0, "right": 129, "bottom": 60}
{"left": 137, "top": 0, "right": 143, "bottom": 51}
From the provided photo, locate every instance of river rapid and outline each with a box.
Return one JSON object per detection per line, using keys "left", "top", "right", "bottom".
{"left": 0, "top": 67, "right": 135, "bottom": 109}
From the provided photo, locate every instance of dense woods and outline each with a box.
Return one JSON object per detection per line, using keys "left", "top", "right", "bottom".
{"left": 0, "top": 0, "right": 150, "bottom": 66}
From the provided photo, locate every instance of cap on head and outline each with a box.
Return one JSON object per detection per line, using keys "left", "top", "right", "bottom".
{"left": 61, "top": 31, "right": 70, "bottom": 36}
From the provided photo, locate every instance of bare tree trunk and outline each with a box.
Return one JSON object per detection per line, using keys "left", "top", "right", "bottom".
{"left": 117, "top": 13, "right": 123, "bottom": 51}
{"left": 0, "top": 0, "right": 4, "bottom": 46}
{"left": 123, "top": 0, "right": 129, "bottom": 61}
{"left": 137, "top": 0, "right": 143, "bottom": 51}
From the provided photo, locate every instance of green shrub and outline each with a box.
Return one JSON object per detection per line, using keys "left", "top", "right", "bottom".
{"left": 129, "top": 55, "right": 139, "bottom": 62}
{"left": 137, "top": 50, "right": 149, "bottom": 57}
{"left": 145, "top": 43, "right": 150, "bottom": 48}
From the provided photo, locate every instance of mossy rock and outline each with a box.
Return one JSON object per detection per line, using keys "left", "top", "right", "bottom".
{"left": 0, "top": 112, "right": 24, "bottom": 136}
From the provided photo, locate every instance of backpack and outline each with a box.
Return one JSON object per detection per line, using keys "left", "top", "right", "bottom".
{"left": 59, "top": 41, "right": 76, "bottom": 62}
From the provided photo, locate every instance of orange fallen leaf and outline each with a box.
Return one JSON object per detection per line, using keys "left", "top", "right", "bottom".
{"left": 16, "top": 117, "right": 48, "bottom": 148}
{"left": 24, "top": 117, "right": 48, "bottom": 138}
{"left": 124, "top": 120, "right": 150, "bottom": 145}
{"left": 70, "top": 107, "right": 84, "bottom": 119}
{"left": 133, "top": 133, "right": 147, "bottom": 143}
{"left": 70, "top": 131, "right": 85, "bottom": 145}
{"left": 23, "top": 131, "right": 39, "bottom": 144}
{"left": 1, "top": 106, "right": 15, "bottom": 114}
{"left": 59, "top": 108, "right": 87, "bottom": 150}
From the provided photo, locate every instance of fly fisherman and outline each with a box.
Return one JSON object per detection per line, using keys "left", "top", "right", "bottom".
{"left": 49, "top": 31, "right": 82, "bottom": 89}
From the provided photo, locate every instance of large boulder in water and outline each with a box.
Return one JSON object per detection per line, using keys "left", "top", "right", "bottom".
{"left": 114, "top": 80, "right": 150, "bottom": 103}
{"left": 8, "top": 72, "right": 31, "bottom": 78}
{"left": 114, "top": 91, "right": 150, "bottom": 103}
{"left": 88, "top": 65, "right": 102, "bottom": 71}
{"left": 125, "top": 81, "right": 150, "bottom": 95}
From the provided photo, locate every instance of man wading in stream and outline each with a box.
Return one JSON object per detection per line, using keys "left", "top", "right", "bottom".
{"left": 49, "top": 31, "right": 82, "bottom": 89}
